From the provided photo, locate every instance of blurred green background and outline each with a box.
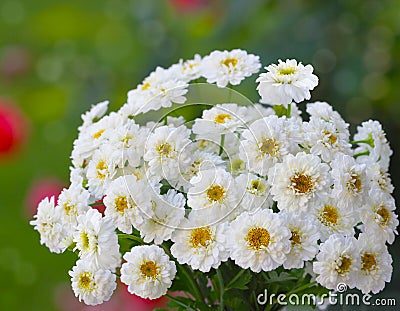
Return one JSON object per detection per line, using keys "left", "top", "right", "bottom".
{"left": 1, "top": 0, "right": 399, "bottom": 310}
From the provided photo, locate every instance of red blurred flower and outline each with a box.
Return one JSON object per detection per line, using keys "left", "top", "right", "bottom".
{"left": 0, "top": 99, "right": 29, "bottom": 158}
{"left": 169, "top": 0, "right": 209, "bottom": 11}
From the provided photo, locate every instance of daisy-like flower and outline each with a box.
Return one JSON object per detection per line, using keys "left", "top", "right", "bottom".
{"left": 228, "top": 209, "right": 291, "bottom": 272}
{"left": 69, "top": 259, "right": 116, "bottom": 306}
{"left": 330, "top": 153, "right": 368, "bottom": 209}
{"left": 256, "top": 59, "right": 318, "bottom": 106}
{"left": 359, "top": 190, "right": 398, "bottom": 244}
{"left": 279, "top": 211, "right": 320, "bottom": 269}
{"left": 187, "top": 168, "right": 240, "bottom": 222}
{"left": 240, "top": 115, "right": 292, "bottom": 176}
{"left": 103, "top": 175, "right": 154, "bottom": 234}
{"left": 366, "top": 163, "right": 394, "bottom": 196}
{"left": 170, "top": 214, "right": 229, "bottom": 272}
{"left": 78, "top": 100, "right": 109, "bottom": 133}
{"left": 313, "top": 234, "right": 360, "bottom": 290}
{"left": 30, "top": 197, "right": 67, "bottom": 254}
{"left": 143, "top": 125, "right": 191, "bottom": 182}
{"left": 235, "top": 173, "right": 271, "bottom": 213}
{"left": 57, "top": 183, "right": 90, "bottom": 224}
{"left": 312, "top": 194, "right": 357, "bottom": 241}
{"left": 120, "top": 245, "right": 176, "bottom": 299}
{"left": 355, "top": 233, "right": 393, "bottom": 294}
{"left": 306, "top": 101, "right": 349, "bottom": 133}
{"left": 353, "top": 120, "right": 393, "bottom": 172}
{"left": 137, "top": 189, "right": 186, "bottom": 244}
{"left": 201, "top": 49, "right": 261, "bottom": 87}
{"left": 192, "top": 103, "right": 249, "bottom": 135}
{"left": 169, "top": 54, "right": 203, "bottom": 82}
{"left": 268, "top": 152, "right": 331, "bottom": 212}
{"left": 73, "top": 209, "right": 121, "bottom": 272}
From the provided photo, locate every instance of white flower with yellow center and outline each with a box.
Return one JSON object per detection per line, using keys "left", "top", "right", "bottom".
{"left": 144, "top": 125, "right": 191, "bottom": 182}
{"left": 312, "top": 195, "right": 357, "bottom": 241}
{"left": 78, "top": 100, "right": 109, "bottom": 133}
{"left": 187, "top": 168, "right": 240, "bottom": 222}
{"left": 240, "top": 116, "right": 291, "bottom": 176}
{"left": 69, "top": 259, "right": 116, "bottom": 306}
{"left": 280, "top": 211, "right": 320, "bottom": 269}
{"left": 313, "top": 234, "right": 360, "bottom": 290}
{"left": 73, "top": 209, "right": 121, "bottom": 272}
{"left": 170, "top": 215, "right": 229, "bottom": 272}
{"left": 256, "top": 59, "right": 318, "bottom": 106}
{"left": 103, "top": 175, "right": 154, "bottom": 234}
{"left": 268, "top": 152, "right": 331, "bottom": 212}
{"left": 120, "top": 245, "right": 176, "bottom": 299}
{"left": 330, "top": 153, "right": 368, "bottom": 209}
{"left": 192, "top": 103, "right": 249, "bottom": 135}
{"left": 57, "top": 183, "right": 90, "bottom": 224}
{"left": 201, "top": 49, "right": 261, "bottom": 87}
{"left": 228, "top": 209, "right": 291, "bottom": 272}
{"left": 169, "top": 54, "right": 203, "bottom": 82}
{"left": 306, "top": 101, "right": 349, "bottom": 133}
{"left": 137, "top": 189, "right": 186, "bottom": 244}
{"left": 30, "top": 197, "right": 67, "bottom": 254}
{"left": 366, "top": 163, "right": 394, "bottom": 196}
{"left": 235, "top": 173, "right": 271, "bottom": 213}
{"left": 359, "top": 190, "right": 398, "bottom": 244}
{"left": 355, "top": 233, "right": 393, "bottom": 294}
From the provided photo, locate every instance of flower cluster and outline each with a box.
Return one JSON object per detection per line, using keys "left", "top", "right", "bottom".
{"left": 31, "top": 49, "right": 397, "bottom": 307}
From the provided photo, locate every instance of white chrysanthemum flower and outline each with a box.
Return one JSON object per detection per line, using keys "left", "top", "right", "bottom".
{"left": 240, "top": 116, "right": 292, "bottom": 176}
{"left": 245, "top": 103, "right": 275, "bottom": 124}
{"left": 170, "top": 215, "right": 229, "bottom": 272}
{"left": 360, "top": 190, "right": 398, "bottom": 244}
{"left": 78, "top": 100, "right": 109, "bottom": 133}
{"left": 69, "top": 259, "right": 116, "bottom": 306}
{"left": 86, "top": 145, "right": 118, "bottom": 199}
{"left": 201, "top": 49, "right": 261, "bottom": 87}
{"left": 192, "top": 103, "right": 249, "bottom": 135}
{"left": 330, "top": 153, "right": 368, "bottom": 209}
{"left": 187, "top": 168, "right": 240, "bottom": 222}
{"left": 58, "top": 183, "right": 90, "bottom": 223}
{"left": 125, "top": 66, "right": 188, "bottom": 116}
{"left": 256, "top": 59, "right": 318, "bottom": 105}
{"left": 280, "top": 211, "right": 320, "bottom": 269}
{"left": 143, "top": 125, "right": 191, "bottom": 182}
{"left": 228, "top": 209, "right": 291, "bottom": 272}
{"left": 169, "top": 54, "right": 203, "bottom": 82}
{"left": 73, "top": 209, "right": 121, "bottom": 271}
{"left": 366, "top": 163, "right": 394, "bottom": 196}
{"left": 303, "top": 117, "right": 352, "bottom": 162}
{"left": 312, "top": 195, "right": 357, "bottom": 241}
{"left": 313, "top": 234, "right": 360, "bottom": 290}
{"left": 306, "top": 101, "right": 349, "bottom": 133}
{"left": 103, "top": 175, "right": 154, "bottom": 234}
{"left": 30, "top": 197, "right": 67, "bottom": 254}
{"left": 353, "top": 120, "right": 393, "bottom": 172}
{"left": 120, "top": 245, "right": 176, "bottom": 299}
{"left": 355, "top": 233, "right": 393, "bottom": 294}
{"left": 268, "top": 152, "right": 331, "bottom": 212}
{"left": 137, "top": 189, "right": 186, "bottom": 244}
{"left": 235, "top": 173, "right": 271, "bottom": 213}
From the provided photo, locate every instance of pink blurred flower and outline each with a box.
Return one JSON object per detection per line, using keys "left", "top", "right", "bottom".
{"left": 169, "top": 0, "right": 209, "bottom": 11}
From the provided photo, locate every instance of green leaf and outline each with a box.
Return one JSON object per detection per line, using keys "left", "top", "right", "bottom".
{"left": 273, "top": 105, "right": 288, "bottom": 117}
{"left": 226, "top": 269, "right": 252, "bottom": 290}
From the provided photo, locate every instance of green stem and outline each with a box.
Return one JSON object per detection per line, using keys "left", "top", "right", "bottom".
{"left": 286, "top": 103, "right": 291, "bottom": 118}
{"left": 216, "top": 269, "right": 224, "bottom": 311}
{"left": 219, "top": 134, "right": 225, "bottom": 156}
{"left": 166, "top": 294, "right": 196, "bottom": 311}
{"left": 354, "top": 150, "right": 370, "bottom": 158}
{"left": 179, "top": 264, "right": 205, "bottom": 304}
{"left": 287, "top": 281, "right": 317, "bottom": 296}
{"left": 225, "top": 268, "right": 246, "bottom": 290}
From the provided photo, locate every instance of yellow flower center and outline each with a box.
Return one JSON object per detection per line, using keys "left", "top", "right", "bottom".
{"left": 246, "top": 227, "right": 270, "bottom": 250}
{"left": 290, "top": 173, "right": 314, "bottom": 194}
{"left": 115, "top": 196, "right": 128, "bottom": 214}
{"left": 78, "top": 272, "right": 94, "bottom": 291}
{"left": 190, "top": 227, "right": 211, "bottom": 248}
{"left": 376, "top": 206, "right": 390, "bottom": 226}
{"left": 96, "top": 161, "right": 107, "bottom": 179}
{"left": 259, "top": 138, "right": 279, "bottom": 156}
{"left": 141, "top": 82, "right": 150, "bottom": 90}
{"left": 347, "top": 173, "right": 362, "bottom": 193}
{"left": 319, "top": 205, "right": 339, "bottom": 227}
{"left": 278, "top": 67, "right": 296, "bottom": 75}
{"left": 323, "top": 130, "right": 337, "bottom": 145}
{"left": 80, "top": 232, "right": 90, "bottom": 251}
{"left": 214, "top": 113, "right": 232, "bottom": 124}
{"left": 231, "top": 158, "right": 245, "bottom": 172}
{"left": 335, "top": 256, "right": 352, "bottom": 275}
{"left": 290, "top": 228, "right": 301, "bottom": 246}
{"left": 156, "top": 142, "right": 173, "bottom": 157}
{"left": 222, "top": 58, "right": 238, "bottom": 67}
{"left": 248, "top": 180, "right": 266, "bottom": 195}
{"left": 139, "top": 261, "right": 159, "bottom": 279}
{"left": 63, "top": 201, "right": 76, "bottom": 216}
{"left": 361, "top": 253, "right": 377, "bottom": 272}
{"left": 92, "top": 129, "right": 105, "bottom": 139}
{"left": 207, "top": 185, "right": 226, "bottom": 203}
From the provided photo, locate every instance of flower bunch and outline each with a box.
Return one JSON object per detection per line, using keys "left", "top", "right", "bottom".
{"left": 31, "top": 49, "right": 397, "bottom": 309}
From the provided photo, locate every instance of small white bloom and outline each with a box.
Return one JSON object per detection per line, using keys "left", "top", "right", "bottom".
{"left": 74, "top": 209, "right": 121, "bottom": 271}
{"left": 201, "top": 49, "right": 261, "bottom": 87}
{"left": 228, "top": 209, "right": 291, "bottom": 272}
{"left": 170, "top": 215, "right": 229, "bottom": 272}
{"left": 121, "top": 245, "right": 176, "bottom": 299}
{"left": 280, "top": 211, "right": 320, "bottom": 269}
{"left": 58, "top": 183, "right": 90, "bottom": 224}
{"left": 268, "top": 152, "right": 331, "bottom": 212}
{"left": 355, "top": 233, "right": 393, "bottom": 294}
{"left": 69, "top": 259, "right": 116, "bottom": 306}
{"left": 235, "top": 173, "right": 271, "bottom": 213}
{"left": 78, "top": 100, "right": 109, "bottom": 133}
{"left": 313, "top": 234, "right": 360, "bottom": 290}
{"left": 366, "top": 163, "right": 394, "bottom": 196}
{"left": 30, "top": 197, "right": 67, "bottom": 254}
{"left": 306, "top": 101, "right": 349, "bottom": 133}
{"left": 169, "top": 54, "right": 203, "bottom": 82}
{"left": 257, "top": 59, "right": 318, "bottom": 105}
